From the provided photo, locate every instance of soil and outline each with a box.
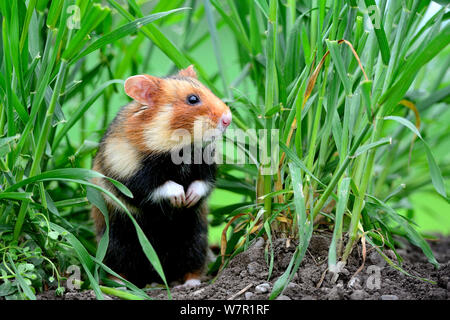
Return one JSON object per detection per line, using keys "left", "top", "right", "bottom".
{"left": 36, "top": 289, "right": 115, "bottom": 300}
{"left": 37, "top": 232, "right": 450, "bottom": 300}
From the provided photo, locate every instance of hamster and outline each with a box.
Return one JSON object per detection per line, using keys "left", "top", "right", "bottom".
{"left": 91, "top": 65, "right": 232, "bottom": 287}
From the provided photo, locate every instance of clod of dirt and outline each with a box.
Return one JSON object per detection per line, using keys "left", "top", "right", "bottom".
{"left": 325, "top": 284, "right": 345, "bottom": 300}
{"left": 255, "top": 283, "right": 270, "bottom": 293}
{"left": 244, "top": 292, "right": 254, "bottom": 300}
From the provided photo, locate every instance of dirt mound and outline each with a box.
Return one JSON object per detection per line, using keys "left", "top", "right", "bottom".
{"left": 148, "top": 232, "right": 450, "bottom": 300}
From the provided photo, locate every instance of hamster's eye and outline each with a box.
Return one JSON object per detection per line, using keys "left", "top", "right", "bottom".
{"left": 186, "top": 94, "right": 201, "bottom": 105}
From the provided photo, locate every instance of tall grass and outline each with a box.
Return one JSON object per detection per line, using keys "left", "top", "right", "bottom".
{"left": 207, "top": 0, "right": 450, "bottom": 299}
{"left": 0, "top": 0, "right": 448, "bottom": 300}
{"left": 0, "top": 0, "right": 197, "bottom": 300}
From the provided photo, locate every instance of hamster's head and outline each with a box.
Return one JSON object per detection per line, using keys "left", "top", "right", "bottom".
{"left": 123, "top": 65, "right": 232, "bottom": 153}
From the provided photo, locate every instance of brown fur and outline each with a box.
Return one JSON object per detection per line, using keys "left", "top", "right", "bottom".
{"left": 184, "top": 271, "right": 203, "bottom": 282}
{"left": 119, "top": 68, "right": 230, "bottom": 154}
{"left": 91, "top": 66, "right": 230, "bottom": 285}
{"left": 91, "top": 206, "right": 104, "bottom": 242}
{"left": 91, "top": 66, "right": 229, "bottom": 233}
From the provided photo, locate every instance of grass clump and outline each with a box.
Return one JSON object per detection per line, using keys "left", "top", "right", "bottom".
{"left": 207, "top": 0, "right": 449, "bottom": 299}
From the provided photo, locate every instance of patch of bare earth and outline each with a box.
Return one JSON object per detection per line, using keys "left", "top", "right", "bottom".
{"left": 148, "top": 233, "right": 450, "bottom": 300}
{"left": 36, "top": 232, "right": 450, "bottom": 300}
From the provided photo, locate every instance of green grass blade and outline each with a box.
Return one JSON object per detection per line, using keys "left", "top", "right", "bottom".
{"left": 379, "top": 23, "right": 450, "bottom": 115}
{"left": 253, "top": 0, "right": 269, "bottom": 19}
{"left": 364, "top": 0, "right": 391, "bottom": 65}
{"left": 351, "top": 137, "right": 392, "bottom": 158}
{"left": 384, "top": 116, "right": 447, "bottom": 198}
{"left": 50, "top": 222, "right": 105, "bottom": 299}
{"left": 202, "top": 0, "right": 229, "bottom": 96}
{"left": 4, "top": 168, "right": 132, "bottom": 198}
{"left": 68, "top": 8, "right": 189, "bottom": 63}
{"left": 269, "top": 162, "right": 313, "bottom": 299}
{"left": 326, "top": 40, "right": 352, "bottom": 95}
{"left": 53, "top": 80, "right": 123, "bottom": 149}
{"left": 366, "top": 198, "right": 439, "bottom": 268}
{"left": 62, "top": 3, "right": 111, "bottom": 61}
{"left": 0, "top": 192, "right": 33, "bottom": 201}
{"left": 328, "top": 177, "right": 351, "bottom": 269}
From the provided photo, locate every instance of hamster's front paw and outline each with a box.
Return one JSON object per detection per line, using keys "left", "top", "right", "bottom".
{"left": 185, "top": 180, "right": 210, "bottom": 208}
{"left": 152, "top": 180, "right": 185, "bottom": 207}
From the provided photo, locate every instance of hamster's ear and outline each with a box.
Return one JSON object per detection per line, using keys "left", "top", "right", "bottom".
{"left": 124, "top": 75, "right": 160, "bottom": 105}
{"left": 178, "top": 65, "right": 197, "bottom": 79}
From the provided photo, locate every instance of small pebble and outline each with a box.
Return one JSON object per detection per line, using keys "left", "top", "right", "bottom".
{"left": 253, "top": 237, "right": 265, "bottom": 249}
{"left": 255, "top": 283, "right": 271, "bottom": 294}
{"left": 381, "top": 294, "right": 399, "bottom": 300}
{"left": 287, "top": 282, "right": 299, "bottom": 289}
{"left": 192, "top": 288, "right": 206, "bottom": 297}
{"left": 347, "top": 277, "right": 362, "bottom": 290}
{"left": 245, "top": 292, "right": 254, "bottom": 300}
{"left": 276, "top": 294, "right": 291, "bottom": 300}
{"left": 341, "top": 268, "right": 350, "bottom": 276}
{"left": 368, "top": 251, "right": 385, "bottom": 267}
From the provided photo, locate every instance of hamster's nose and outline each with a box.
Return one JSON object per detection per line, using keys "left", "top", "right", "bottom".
{"left": 221, "top": 112, "right": 232, "bottom": 128}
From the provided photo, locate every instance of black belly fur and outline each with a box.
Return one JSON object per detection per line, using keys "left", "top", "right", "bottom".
{"left": 100, "top": 147, "right": 216, "bottom": 287}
